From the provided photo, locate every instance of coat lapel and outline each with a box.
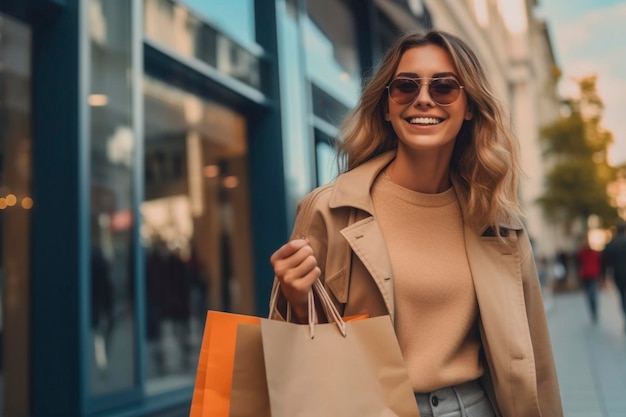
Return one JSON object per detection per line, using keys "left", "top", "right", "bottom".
{"left": 340, "top": 217, "right": 396, "bottom": 319}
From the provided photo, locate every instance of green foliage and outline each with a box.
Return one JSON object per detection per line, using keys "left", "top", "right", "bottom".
{"left": 540, "top": 110, "right": 587, "bottom": 156}
{"left": 537, "top": 75, "right": 618, "bottom": 232}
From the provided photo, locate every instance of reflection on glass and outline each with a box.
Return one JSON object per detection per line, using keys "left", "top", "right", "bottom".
{"left": 178, "top": 0, "right": 255, "bottom": 46}
{"left": 144, "top": 0, "right": 261, "bottom": 89}
{"left": 88, "top": 0, "right": 136, "bottom": 395}
{"left": 304, "top": 0, "right": 360, "bottom": 108}
{"left": 143, "top": 76, "right": 254, "bottom": 394}
{"left": 316, "top": 140, "right": 337, "bottom": 186}
{"left": 0, "top": 13, "right": 32, "bottom": 416}
{"left": 276, "top": 0, "right": 316, "bottom": 221}
{"left": 375, "top": 8, "right": 400, "bottom": 55}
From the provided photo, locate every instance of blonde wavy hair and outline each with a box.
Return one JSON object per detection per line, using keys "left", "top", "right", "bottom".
{"left": 336, "top": 30, "right": 522, "bottom": 233}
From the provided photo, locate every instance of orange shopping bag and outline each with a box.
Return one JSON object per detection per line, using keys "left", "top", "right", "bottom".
{"left": 189, "top": 311, "right": 260, "bottom": 417}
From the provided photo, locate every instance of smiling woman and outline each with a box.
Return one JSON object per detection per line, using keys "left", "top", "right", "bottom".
{"left": 268, "top": 29, "right": 564, "bottom": 417}
{"left": 382, "top": 45, "right": 472, "bottom": 194}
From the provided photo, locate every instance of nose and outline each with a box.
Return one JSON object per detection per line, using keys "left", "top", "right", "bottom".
{"left": 413, "top": 81, "right": 435, "bottom": 107}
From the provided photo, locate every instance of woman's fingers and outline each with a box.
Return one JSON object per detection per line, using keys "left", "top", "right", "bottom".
{"left": 271, "top": 240, "right": 317, "bottom": 282}
{"left": 270, "top": 239, "right": 308, "bottom": 265}
{"left": 270, "top": 239, "right": 321, "bottom": 312}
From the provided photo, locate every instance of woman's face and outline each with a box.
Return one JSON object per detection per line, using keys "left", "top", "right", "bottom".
{"left": 385, "top": 44, "right": 472, "bottom": 158}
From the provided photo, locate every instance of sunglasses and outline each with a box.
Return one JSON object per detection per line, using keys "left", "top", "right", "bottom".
{"left": 386, "top": 77, "right": 465, "bottom": 106}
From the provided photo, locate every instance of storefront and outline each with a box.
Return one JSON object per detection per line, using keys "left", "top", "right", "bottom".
{"left": 0, "top": 1, "right": 430, "bottom": 416}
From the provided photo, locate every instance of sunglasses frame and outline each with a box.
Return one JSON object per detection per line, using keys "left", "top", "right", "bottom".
{"left": 386, "top": 77, "right": 465, "bottom": 107}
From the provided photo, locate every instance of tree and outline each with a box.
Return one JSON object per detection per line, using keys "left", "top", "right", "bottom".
{"left": 537, "top": 75, "right": 618, "bottom": 233}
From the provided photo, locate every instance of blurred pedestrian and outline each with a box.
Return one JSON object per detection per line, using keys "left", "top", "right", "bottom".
{"left": 602, "top": 222, "right": 626, "bottom": 332}
{"left": 269, "top": 30, "right": 562, "bottom": 417}
{"left": 91, "top": 246, "right": 114, "bottom": 371}
{"left": 576, "top": 236, "right": 603, "bottom": 323}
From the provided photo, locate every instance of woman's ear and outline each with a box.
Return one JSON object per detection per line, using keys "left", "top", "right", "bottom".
{"left": 464, "top": 106, "right": 474, "bottom": 121}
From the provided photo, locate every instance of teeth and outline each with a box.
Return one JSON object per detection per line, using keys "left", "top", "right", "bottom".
{"left": 408, "top": 117, "right": 442, "bottom": 125}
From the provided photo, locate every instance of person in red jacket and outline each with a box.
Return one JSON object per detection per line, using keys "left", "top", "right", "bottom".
{"left": 576, "top": 236, "right": 603, "bottom": 323}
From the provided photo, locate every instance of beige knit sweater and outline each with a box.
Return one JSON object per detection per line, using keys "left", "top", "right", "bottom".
{"left": 371, "top": 172, "right": 483, "bottom": 393}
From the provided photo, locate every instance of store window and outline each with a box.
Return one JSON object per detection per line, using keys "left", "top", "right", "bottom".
{"left": 0, "top": 13, "right": 32, "bottom": 417}
{"left": 143, "top": 76, "right": 255, "bottom": 394}
{"left": 304, "top": 0, "right": 360, "bottom": 112}
{"left": 304, "top": 0, "right": 360, "bottom": 186}
{"left": 88, "top": 0, "right": 137, "bottom": 395}
{"left": 276, "top": 0, "right": 316, "bottom": 214}
{"left": 144, "top": 0, "right": 261, "bottom": 90}
{"left": 178, "top": 0, "right": 255, "bottom": 46}
{"left": 315, "top": 134, "right": 338, "bottom": 186}
{"left": 373, "top": 2, "right": 432, "bottom": 56}
{"left": 375, "top": 7, "right": 404, "bottom": 57}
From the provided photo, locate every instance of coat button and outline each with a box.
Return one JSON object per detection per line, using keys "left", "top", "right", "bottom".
{"left": 431, "top": 395, "right": 439, "bottom": 406}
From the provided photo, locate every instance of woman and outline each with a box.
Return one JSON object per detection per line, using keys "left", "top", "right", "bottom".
{"left": 270, "top": 30, "right": 563, "bottom": 417}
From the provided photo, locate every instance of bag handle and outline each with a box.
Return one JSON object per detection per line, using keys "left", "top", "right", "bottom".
{"left": 269, "top": 279, "right": 347, "bottom": 338}
{"left": 309, "top": 279, "right": 346, "bottom": 338}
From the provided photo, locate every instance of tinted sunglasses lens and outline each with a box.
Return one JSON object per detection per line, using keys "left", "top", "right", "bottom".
{"left": 389, "top": 79, "right": 419, "bottom": 104}
{"left": 430, "top": 79, "right": 461, "bottom": 105}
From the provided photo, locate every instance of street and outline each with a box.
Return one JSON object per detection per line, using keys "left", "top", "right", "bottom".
{"left": 546, "top": 286, "right": 626, "bottom": 417}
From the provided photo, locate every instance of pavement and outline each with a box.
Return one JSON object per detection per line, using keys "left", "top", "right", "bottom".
{"left": 545, "top": 285, "right": 626, "bottom": 417}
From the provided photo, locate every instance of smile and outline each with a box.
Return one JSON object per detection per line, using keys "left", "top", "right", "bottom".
{"left": 407, "top": 117, "right": 443, "bottom": 125}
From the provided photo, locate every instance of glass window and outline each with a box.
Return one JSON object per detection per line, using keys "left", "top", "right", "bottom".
{"left": 142, "top": 76, "right": 255, "bottom": 394}
{"left": 310, "top": 82, "right": 350, "bottom": 128}
{"left": 88, "top": 0, "right": 136, "bottom": 395}
{"left": 179, "top": 0, "right": 255, "bottom": 46}
{"left": 275, "top": 0, "right": 316, "bottom": 220}
{"left": 375, "top": 8, "right": 404, "bottom": 58}
{"left": 304, "top": 0, "right": 360, "bottom": 110}
{"left": 315, "top": 138, "right": 337, "bottom": 186}
{"left": 373, "top": 3, "right": 431, "bottom": 56}
{"left": 0, "top": 13, "right": 32, "bottom": 417}
{"left": 144, "top": 0, "right": 261, "bottom": 90}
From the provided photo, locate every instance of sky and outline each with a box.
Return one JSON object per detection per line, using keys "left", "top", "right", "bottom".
{"left": 536, "top": 0, "right": 626, "bottom": 165}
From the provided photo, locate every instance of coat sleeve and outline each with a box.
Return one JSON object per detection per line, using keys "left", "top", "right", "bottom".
{"left": 268, "top": 186, "right": 332, "bottom": 321}
{"left": 518, "top": 229, "right": 564, "bottom": 416}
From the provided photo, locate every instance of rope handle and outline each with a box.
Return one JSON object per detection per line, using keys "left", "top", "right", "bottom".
{"left": 269, "top": 279, "right": 347, "bottom": 338}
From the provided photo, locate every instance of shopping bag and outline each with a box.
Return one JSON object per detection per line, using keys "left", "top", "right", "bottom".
{"left": 228, "top": 311, "right": 369, "bottom": 417}
{"left": 228, "top": 323, "right": 270, "bottom": 417}
{"left": 261, "top": 279, "right": 420, "bottom": 417}
{"left": 189, "top": 311, "right": 260, "bottom": 417}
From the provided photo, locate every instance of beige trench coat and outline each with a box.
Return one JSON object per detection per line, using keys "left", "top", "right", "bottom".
{"left": 270, "top": 151, "right": 563, "bottom": 417}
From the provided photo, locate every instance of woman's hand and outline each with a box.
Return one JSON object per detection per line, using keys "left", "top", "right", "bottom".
{"left": 270, "top": 238, "right": 321, "bottom": 322}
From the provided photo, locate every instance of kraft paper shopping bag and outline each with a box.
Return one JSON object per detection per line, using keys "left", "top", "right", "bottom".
{"left": 228, "top": 323, "right": 271, "bottom": 417}
{"left": 261, "top": 279, "right": 420, "bottom": 417}
{"left": 227, "top": 313, "right": 369, "bottom": 417}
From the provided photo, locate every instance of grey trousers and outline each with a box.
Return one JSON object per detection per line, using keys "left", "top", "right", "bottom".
{"left": 414, "top": 380, "right": 496, "bottom": 417}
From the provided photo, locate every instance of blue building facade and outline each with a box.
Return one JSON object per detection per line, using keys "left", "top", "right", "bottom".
{"left": 0, "top": 0, "right": 430, "bottom": 416}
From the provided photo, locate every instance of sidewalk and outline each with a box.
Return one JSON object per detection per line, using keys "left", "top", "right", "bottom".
{"left": 546, "top": 286, "right": 626, "bottom": 417}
